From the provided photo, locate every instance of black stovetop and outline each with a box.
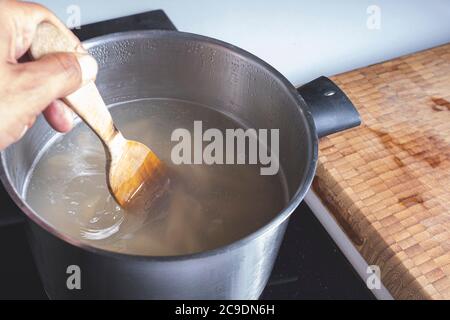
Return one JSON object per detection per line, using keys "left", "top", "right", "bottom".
{"left": 0, "top": 10, "right": 374, "bottom": 300}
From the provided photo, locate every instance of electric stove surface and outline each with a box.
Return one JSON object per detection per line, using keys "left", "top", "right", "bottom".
{"left": 0, "top": 10, "right": 374, "bottom": 300}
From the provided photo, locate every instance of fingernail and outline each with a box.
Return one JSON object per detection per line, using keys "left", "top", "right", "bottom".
{"left": 19, "top": 125, "right": 28, "bottom": 140}
{"left": 75, "top": 43, "right": 88, "bottom": 54}
{"left": 75, "top": 53, "right": 98, "bottom": 85}
{"left": 62, "top": 103, "right": 75, "bottom": 121}
{"left": 55, "top": 100, "right": 75, "bottom": 122}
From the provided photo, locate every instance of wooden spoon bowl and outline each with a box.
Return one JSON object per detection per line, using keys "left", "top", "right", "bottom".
{"left": 30, "top": 22, "right": 167, "bottom": 208}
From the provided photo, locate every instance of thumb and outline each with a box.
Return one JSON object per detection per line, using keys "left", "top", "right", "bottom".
{"left": 13, "top": 52, "right": 98, "bottom": 113}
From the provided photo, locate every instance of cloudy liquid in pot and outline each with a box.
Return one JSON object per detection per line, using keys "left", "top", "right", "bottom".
{"left": 25, "top": 99, "right": 288, "bottom": 256}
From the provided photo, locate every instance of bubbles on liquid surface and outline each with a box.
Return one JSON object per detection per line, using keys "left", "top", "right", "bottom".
{"left": 26, "top": 99, "right": 288, "bottom": 256}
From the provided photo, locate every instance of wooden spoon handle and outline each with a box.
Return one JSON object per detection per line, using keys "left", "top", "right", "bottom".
{"left": 30, "top": 22, "right": 118, "bottom": 144}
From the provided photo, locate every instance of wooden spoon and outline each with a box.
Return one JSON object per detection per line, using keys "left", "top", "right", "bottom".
{"left": 30, "top": 22, "right": 167, "bottom": 208}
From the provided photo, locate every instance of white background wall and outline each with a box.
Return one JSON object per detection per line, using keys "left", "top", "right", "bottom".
{"left": 37, "top": 0, "right": 450, "bottom": 86}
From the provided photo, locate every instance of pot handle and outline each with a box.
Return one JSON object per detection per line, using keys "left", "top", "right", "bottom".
{"left": 297, "top": 76, "right": 361, "bottom": 138}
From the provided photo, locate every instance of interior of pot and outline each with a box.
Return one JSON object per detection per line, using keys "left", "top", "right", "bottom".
{"left": 1, "top": 31, "right": 314, "bottom": 245}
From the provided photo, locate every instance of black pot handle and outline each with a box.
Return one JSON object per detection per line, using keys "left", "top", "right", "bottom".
{"left": 297, "top": 76, "right": 361, "bottom": 138}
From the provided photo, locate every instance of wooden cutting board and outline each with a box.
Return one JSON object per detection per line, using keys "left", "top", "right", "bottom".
{"left": 313, "top": 43, "right": 450, "bottom": 299}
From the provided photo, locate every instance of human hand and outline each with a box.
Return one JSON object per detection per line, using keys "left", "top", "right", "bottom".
{"left": 0, "top": 0, "right": 98, "bottom": 150}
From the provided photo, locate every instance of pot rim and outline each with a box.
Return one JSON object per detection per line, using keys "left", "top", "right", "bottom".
{"left": 0, "top": 30, "right": 318, "bottom": 262}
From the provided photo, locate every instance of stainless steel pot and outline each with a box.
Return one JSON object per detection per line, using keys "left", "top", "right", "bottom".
{"left": 0, "top": 31, "right": 360, "bottom": 299}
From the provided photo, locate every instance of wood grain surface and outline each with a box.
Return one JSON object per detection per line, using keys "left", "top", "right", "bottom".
{"left": 314, "top": 43, "right": 450, "bottom": 299}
